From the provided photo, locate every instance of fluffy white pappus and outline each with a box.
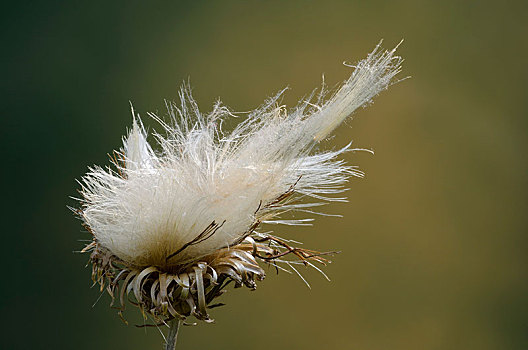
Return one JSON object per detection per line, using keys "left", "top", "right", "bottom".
{"left": 78, "top": 42, "right": 403, "bottom": 269}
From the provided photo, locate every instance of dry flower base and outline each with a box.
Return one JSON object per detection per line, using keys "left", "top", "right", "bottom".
{"left": 85, "top": 235, "right": 331, "bottom": 325}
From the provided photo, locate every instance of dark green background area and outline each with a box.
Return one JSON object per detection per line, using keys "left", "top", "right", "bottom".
{"left": 2, "top": 1, "right": 527, "bottom": 349}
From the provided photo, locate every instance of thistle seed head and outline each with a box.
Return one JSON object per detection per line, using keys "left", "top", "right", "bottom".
{"left": 75, "top": 42, "right": 403, "bottom": 325}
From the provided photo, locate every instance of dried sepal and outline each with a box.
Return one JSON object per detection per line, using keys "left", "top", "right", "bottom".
{"left": 86, "top": 229, "right": 331, "bottom": 324}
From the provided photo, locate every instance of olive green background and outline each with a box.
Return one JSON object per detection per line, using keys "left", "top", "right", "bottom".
{"left": 3, "top": 1, "right": 527, "bottom": 349}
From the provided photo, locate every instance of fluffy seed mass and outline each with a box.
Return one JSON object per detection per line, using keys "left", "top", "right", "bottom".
{"left": 76, "top": 43, "right": 402, "bottom": 322}
{"left": 78, "top": 43, "right": 402, "bottom": 269}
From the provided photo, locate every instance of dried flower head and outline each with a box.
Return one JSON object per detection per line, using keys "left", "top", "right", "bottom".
{"left": 74, "top": 42, "right": 403, "bottom": 344}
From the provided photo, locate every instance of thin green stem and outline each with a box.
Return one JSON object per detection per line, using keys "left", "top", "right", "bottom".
{"left": 165, "top": 319, "right": 181, "bottom": 350}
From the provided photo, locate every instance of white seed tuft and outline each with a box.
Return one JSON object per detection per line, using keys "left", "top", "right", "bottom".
{"left": 77, "top": 42, "right": 403, "bottom": 268}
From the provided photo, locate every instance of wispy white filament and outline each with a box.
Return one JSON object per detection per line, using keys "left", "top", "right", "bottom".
{"left": 78, "top": 42, "right": 403, "bottom": 268}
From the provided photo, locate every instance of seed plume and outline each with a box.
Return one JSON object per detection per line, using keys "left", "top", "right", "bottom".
{"left": 74, "top": 42, "right": 403, "bottom": 334}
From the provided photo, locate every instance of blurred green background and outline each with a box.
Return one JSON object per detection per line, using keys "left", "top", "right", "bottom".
{"left": 2, "top": 1, "right": 527, "bottom": 349}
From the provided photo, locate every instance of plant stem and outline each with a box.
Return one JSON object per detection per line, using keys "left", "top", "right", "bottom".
{"left": 165, "top": 319, "right": 181, "bottom": 350}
